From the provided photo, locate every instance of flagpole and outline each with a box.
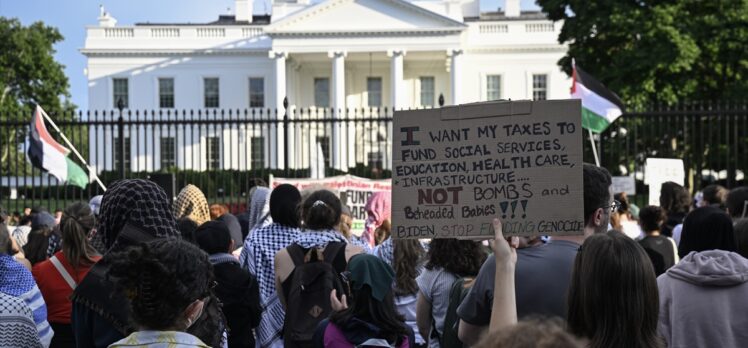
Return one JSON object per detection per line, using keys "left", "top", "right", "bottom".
{"left": 38, "top": 106, "right": 107, "bottom": 191}
{"left": 588, "top": 128, "right": 600, "bottom": 167}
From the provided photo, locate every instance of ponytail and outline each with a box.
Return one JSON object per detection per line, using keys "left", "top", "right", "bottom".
{"left": 301, "top": 190, "right": 342, "bottom": 230}
{"left": 60, "top": 202, "right": 98, "bottom": 270}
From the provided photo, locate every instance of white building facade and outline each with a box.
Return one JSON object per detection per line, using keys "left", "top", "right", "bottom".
{"left": 83, "top": 0, "right": 568, "bottom": 173}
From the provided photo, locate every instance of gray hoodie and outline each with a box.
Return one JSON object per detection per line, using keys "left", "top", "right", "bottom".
{"left": 658, "top": 250, "right": 748, "bottom": 348}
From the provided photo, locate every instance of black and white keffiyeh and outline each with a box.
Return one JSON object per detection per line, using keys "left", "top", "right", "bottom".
{"left": 0, "top": 292, "right": 43, "bottom": 348}
{"left": 96, "top": 179, "right": 179, "bottom": 251}
{"left": 239, "top": 223, "right": 300, "bottom": 347}
{"left": 247, "top": 187, "right": 271, "bottom": 233}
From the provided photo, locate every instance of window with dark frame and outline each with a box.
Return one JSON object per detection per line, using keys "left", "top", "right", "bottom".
{"left": 420, "top": 76, "right": 435, "bottom": 107}
{"left": 160, "top": 137, "right": 176, "bottom": 168}
{"left": 113, "top": 137, "right": 131, "bottom": 170}
{"left": 113, "top": 78, "right": 129, "bottom": 108}
{"left": 249, "top": 78, "right": 264, "bottom": 108}
{"left": 159, "top": 78, "right": 174, "bottom": 108}
{"left": 204, "top": 78, "right": 220, "bottom": 108}
{"left": 314, "top": 78, "right": 330, "bottom": 107}
{"left": 206, "top": 137, "right": 220, "bottom": 170}
{"left": 367, "top": 77, "right": 382, "bottom": 107}
{"left": 487, "top": 75, "right": 501, "bottom": 101}
{"left": 250, "top": 137, "right": 265, "bottom": 169}
{"left": 532, "top": 74, "right": 547, "bottom": 100}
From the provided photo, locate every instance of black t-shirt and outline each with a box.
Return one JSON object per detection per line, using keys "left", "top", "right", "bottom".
{"left": 457, "top": 240, "right": 579, "bottom": 325}
{"left": 638, "top": 235, "right": 676, "bottom": 276}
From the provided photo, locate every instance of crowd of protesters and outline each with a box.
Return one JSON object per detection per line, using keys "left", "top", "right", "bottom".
{"left": 1, "top": 165, "right": 748, "bottom": 348}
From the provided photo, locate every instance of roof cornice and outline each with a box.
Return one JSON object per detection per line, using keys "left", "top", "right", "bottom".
{"left": 79, "top": 48, "right": 269, "bottom": 57}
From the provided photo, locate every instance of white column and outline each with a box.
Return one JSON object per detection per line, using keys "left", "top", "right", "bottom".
{"left": 387, "top": 50, "right": 406, "bottom": 110}
{"left": 270, "top": 50, "right": 287, "bottom": 169}
{"left": 449, "top": 49, "right": 463, "bottom": 105}
{"left": 328, "top": 50, "right": 347, "bottom": 171}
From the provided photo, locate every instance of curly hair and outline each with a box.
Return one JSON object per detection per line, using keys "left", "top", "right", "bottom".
{"left": 393, "top": 238, "right": 424, "bottom": 296}
{"left": 107, "top": 239, "right": 224, "bottom": 346}
{"left": 425, "top": 238, "right": 487, "bottom": 276}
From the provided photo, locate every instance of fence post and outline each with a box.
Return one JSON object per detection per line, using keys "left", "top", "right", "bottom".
{"left": 117, "top": 99, "right": 125, "bottom": 179}
{"left": 283, "top": 97, "right": 289, "bottom": 177}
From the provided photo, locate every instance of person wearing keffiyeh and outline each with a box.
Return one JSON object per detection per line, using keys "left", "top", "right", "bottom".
{"left": 239, "top": 184, "right": 300, "bottom": 348}
{"left": 274, "top": 189, "right": 365, "bottom": 347}
{"left": 70, "top": 179, "right": 226, "bottom": 348}
{"left": 0, "top": 222, "right": 53, "bottom": 347}
{"left": 247, "top": 187, "right": 272, "bottom": 235}
{"left": 0, "top": 292, "right": 44, "bottom": 348}
{"left": 173, "top": 184, "right": 212, "bottom": 227}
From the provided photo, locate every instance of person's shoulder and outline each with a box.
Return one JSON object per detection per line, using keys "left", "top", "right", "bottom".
{"left": 345, "top": 243, "right": 364, "bottom": 255}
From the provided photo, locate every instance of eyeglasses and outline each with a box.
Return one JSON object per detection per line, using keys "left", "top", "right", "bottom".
{"left": 602, "top": 200, "right": 621, "bottom": 213}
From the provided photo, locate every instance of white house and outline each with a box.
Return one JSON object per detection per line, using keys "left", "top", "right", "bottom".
{"left": 82, "top": 0, "right": 568, "bottom": 173}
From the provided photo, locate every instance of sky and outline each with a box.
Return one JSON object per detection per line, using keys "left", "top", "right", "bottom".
{"left": 0, "top": 0, "right": 541, "bottom": 108}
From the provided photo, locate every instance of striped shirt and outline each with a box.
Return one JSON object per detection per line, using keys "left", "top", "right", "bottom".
{"left": 416, "top": 267, "right": 458, "bottom": 348}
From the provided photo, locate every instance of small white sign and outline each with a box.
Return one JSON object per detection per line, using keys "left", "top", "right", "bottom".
{"left": 612, "top": 176, "right": 636, "bottom": 196}
{"left": 645, "top": 158, "right": 685, "bottom": 205}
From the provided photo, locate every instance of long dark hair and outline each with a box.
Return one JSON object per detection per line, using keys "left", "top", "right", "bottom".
{"left": 567, "top": 231, "right": 662, "bottom": 348}
{"left": 393, "top": 239, "right": 424, "bottom": 296}
{"left": 60, "top": 202, "right": 99, "bottom": 271}
{"left": 329, "top": 286, "right": 410, "bottom": 345}
{"left": 425, "top": 238, "right": 486, "bottom": 276}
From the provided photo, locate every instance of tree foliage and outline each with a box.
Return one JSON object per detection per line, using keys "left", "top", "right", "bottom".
{"left": 537, "top": 0, "right": 748, "bottom": 107}
{"left": 0, "top": 17, "right": 75, "bottom": 174}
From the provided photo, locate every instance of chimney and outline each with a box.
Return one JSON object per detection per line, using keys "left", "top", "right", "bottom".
{"left": 235, "top": 0, "right": 253, "bottom": 23}
{"left": 504, "top": 0, "right": 520, "bottom": 17}
{"left": 97, "top": 5, "right": 117, "bottom": 27}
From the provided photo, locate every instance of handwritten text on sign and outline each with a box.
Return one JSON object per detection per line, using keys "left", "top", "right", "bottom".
{"left": 392, "top": 100, "right": 584, "bottom": 239}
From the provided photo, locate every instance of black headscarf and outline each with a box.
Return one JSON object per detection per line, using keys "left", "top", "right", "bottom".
{"left": 70, "top": 179, "right": 242, "bottom": 347}
{"left": 270, "top": 184, "right": 301, "bottom": 228}
{"left": 678, "top": 206, "right": 737, "bottom": 258}
{"left": 97, "top": 179, "right": 179, "bottom": 252}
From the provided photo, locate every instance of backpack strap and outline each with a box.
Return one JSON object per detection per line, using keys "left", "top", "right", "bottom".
{"left": 287, "top": 243, "right": 307, "bottom": 267}
{"left": 323, "top": 242, "right": 347, "bottom": 268}
{"left": 50, "top": 255, "right": 77, "bottom": 290}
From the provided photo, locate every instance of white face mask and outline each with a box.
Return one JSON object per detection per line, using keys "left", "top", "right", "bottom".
{"left": 185, "top": 300, "right": 205, "bottom": 329}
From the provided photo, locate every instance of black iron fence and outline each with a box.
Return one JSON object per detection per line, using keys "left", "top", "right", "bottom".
{"left": 1, "top": 102, "right": 747, "bottom": 214}
{"left": 1, "top": 107, "right": 393, "bottom": 213}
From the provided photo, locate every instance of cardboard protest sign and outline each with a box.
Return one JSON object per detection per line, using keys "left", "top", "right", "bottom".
{"left": 392, "top": 100, "right": 583, "bottom": 239}
{"left": 612, "top": 176, "right": 636, "bottom": 196}
{"left": 269, "top": 175, "right": 391, "bottom": 234}
{"left": 645, "top": 158, "right": 685, "bottom": 205}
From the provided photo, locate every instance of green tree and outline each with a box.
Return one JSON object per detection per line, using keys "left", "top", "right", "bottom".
{"left": 537, "top": 0, "right": 748, "bottom": 106}
{"left": 0, "top": 17, "right": 75, "bottom": 174}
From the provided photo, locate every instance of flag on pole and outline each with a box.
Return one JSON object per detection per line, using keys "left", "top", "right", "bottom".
{"left": 27, "top": 106, "right": 88, "bottom": 188}
{"left": 571, "top": 62, "right": 625, "bottom": 133}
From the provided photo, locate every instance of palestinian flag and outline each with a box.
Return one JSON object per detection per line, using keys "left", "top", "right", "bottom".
{"left": 571, "top": 63, "right": 625, "bottom": 133}
{"left": 27, "top": 105, "right": 88, "bottom": 188}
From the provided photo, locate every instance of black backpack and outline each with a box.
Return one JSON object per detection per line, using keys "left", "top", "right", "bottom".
{"left": 433, "top": 276, "right": 474, "bottom": 348}
{"left": 283, "top": 242, "right": 348, "bottom": 348}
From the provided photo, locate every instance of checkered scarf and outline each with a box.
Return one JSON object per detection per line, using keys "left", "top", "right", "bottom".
{"left": 239, "top": 223, "right": 300, "bottom": 347}
{"left": 0, "top": 293, "right": 42, "bottom": 348}
{"left": 0, "top": 254, "right": 36, "bottom": 297}
{"left": 248, "top": 187, "right": 271, "bottom": 232}
{"left": 173, "top": 184, "right": 211, "bottom": 226}
{"left": 375, "top": 237, "right": 395, "bottom": 268}
{"left": 97, "top": 179, "right": 179, "bottom": 252}
{"left": 294, "top": 229, "right": 349, "bottom": 249}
